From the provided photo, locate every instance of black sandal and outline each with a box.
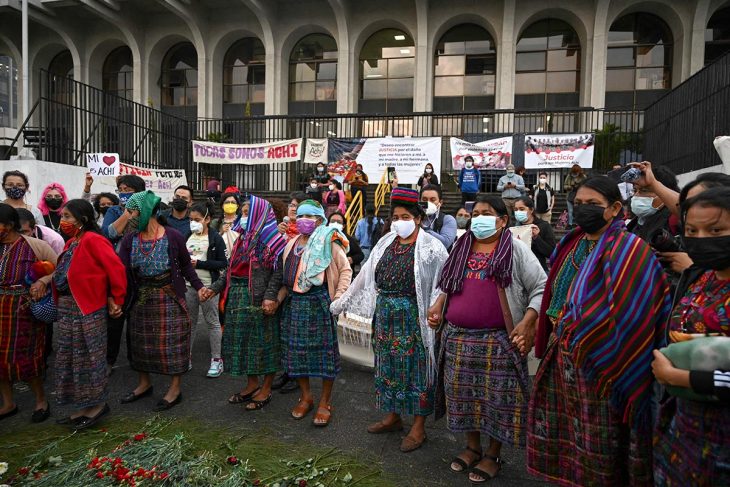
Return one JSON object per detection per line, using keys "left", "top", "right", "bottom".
{"left": 469, "top": 455, "right": 502, "bottom": 484}
{"left": 450, "top": 446, "right": 482, "bottom": 473}
{"left": 245, "top": 393, "right": 272, "bottom": 411}
{"left": 228, "top": 388, "right": 259, "bottom": 404}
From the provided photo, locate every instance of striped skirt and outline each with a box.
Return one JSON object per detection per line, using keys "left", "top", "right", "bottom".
{"left": 373, "top": 294, "right": 433, "bottom": 417}
{"left": 281, "top": 286, "right": 339, "bottom": 379}
{"left": 222, "top": 278, "right": 281, "bottom": 376}
{"left": 441, "top": 324, "right": 528, "bottom": 446}
{"left": 128, "top": 277, "right": 191, "bottom": 376}
{"left": 0, "top": 288, "right": 45, "bottom": 382}
{"left": 54, "top": 295, "right": 108, "bottom": 409}
{"left": 527, "top": 334, "right": 653, "bottom": 487}
{"left": 654, "top": 397, "right": 730, "bottom": 485}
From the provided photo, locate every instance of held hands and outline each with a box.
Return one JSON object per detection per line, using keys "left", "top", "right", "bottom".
{"left": 510, "top": 318, "right": 536, "bottom": 357}
{"left": 108, "top": 297, "right": 123, "bottom": 318}
{"left": 29, "top": 281, "right": 47, "bottom": 301}
{"left": 427, "top": 303, "right": 443, "bottom": 329}
{"left": 262, "top": 299, "right": 278, "bottom": 316}
{"left": 199, "top": 288, "right": 216, "bottom": 302}
{"left": 197, "top": 288, "right": 208, "bottom": 302}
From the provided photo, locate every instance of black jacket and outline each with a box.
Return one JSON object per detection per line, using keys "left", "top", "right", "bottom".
{"left": 530, "top": 218, "right": 556, "bottom": 273}
{"left": 190, "top": 228, "right": 228, "bottom": 284}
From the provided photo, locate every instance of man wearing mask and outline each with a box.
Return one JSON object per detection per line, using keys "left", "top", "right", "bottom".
{"left": 167, "top": 185, "right": 194, "bottom": 240}
{"left": 101, "top": 174, "right": 147, "bottom": 243}
{"left": 458, "top": 156, "right": 481, "bottom": 207}
{"left": 420, "top": 184, "right": 457, "bottom": 250}
{"left": 496, "top": 164, "right": 525, "bottom": 218}
{"left": 532, "top": 172, "right": 555, "bottom": 223}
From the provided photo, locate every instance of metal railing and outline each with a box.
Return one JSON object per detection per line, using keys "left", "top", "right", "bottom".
{"left": 344, "top": 189, "right": 363, "bottom": 235}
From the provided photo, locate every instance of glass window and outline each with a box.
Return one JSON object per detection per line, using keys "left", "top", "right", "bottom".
{"left": 223, "top": 37, "right": 266, "bottom": 107}
{"left": 288, "top": 34, "right": 337, "bottom": 112}
{"left": 704, "top": 7, "right": 730, "bottom": 65}
{"left": 103, "top": 46, "right": 133, "bottom": 100}
{"left": 434, "top": 24, "right": 496, "bottom": 111}
{"left": 514, "top": 19, "right": 581, "bottom": 109}
{"left": 0, "top": 55, "right": 18, "bottom": 128}
{"left": 606, "top": 13, "right": 673, "bottom": 110}
{"left": 359, "top": 28, "right": 414, "bottom": 112}
{"left": 161, "top": 43, "right": 197, "bottom": 107}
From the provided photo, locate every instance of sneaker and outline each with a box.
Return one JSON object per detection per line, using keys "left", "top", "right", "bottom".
{"left": 207, "top": 358, "right": 223, "bottom": 378}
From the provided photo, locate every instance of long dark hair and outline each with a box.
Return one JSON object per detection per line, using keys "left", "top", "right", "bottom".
{"left": 679, "top": 172, "right": 730, "bottom": 206}
{"left": 0, "top": 203, "right": 20, "bottom": 230}
{"left": 681, "top": 187, "right": 730, "bottom": 226}
{"left": 63, "top": 199, "right": 101, "bottom": 234}
{"left": 3, "top": 170, "right": 29, "bottom": 187}
{"left": 473, "top": 194, "right": 508, "bottom": 217}
{"left": 93, "top": 192, "right": 119, "bottom": 215}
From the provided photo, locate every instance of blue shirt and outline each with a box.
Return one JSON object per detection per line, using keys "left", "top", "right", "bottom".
{"left": 166, "top": 213, "right": 191, "bottom": 240}
{"left": 101, "top": 205, "right": 125, "bottom": 242}
{"left": 459, "top": 168, "right": 481, "bottom": 193}
{"left": 423, "top": 212, "right": 457, "bottom": 250}
{"left": 354, "top": 217, "right": 383, "bottom": 248}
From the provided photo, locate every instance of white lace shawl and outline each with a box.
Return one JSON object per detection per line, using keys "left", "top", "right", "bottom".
{"left": 331, "top": 230, "right": 449, "bottom": 385}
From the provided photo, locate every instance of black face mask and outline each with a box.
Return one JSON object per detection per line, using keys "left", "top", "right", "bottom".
{"left": 171, "top": 199, "right": 188, "bottom": 212}
{"left": 45, "top": 198, "right": 63, "bottom": 210}
{"left": 574, "top": 204, "right": 609, "bottom": 234}
{"left": 682, "top": 235, "right": 730, "bottom": 271}
{"left": 99, "top": 206, "right": 109, "bottom": 216}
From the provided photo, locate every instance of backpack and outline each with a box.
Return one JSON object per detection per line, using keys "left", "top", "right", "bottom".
{"left": 370, "top": 218, "right": 384, "bottom": 246}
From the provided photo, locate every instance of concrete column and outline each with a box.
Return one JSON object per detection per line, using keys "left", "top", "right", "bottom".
{"left": 413, "top": 2, "right": 430, "bottom": 112}
{"left": 496, "top": 1, "right": 515, "bottom": 110}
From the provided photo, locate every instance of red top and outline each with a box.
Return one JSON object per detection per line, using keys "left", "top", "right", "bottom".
{"left": 58, "top": 231, "right": 127, "bottom": 315}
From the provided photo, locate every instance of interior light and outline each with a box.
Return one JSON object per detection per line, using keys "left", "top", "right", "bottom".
{"left": 394, "top": 35, "right": 406, "bottom": 41}
{"left": 400, "top": 49, "right": 411, "bottom": 54}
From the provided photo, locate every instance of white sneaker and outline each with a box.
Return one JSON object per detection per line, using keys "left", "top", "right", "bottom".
{"left": 207, "top": 358, "right": 223, "bottom": 378}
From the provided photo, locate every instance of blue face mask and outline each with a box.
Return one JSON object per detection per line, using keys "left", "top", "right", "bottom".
{"left": 239, "top": 217, "right": 248, "bottom": 230}
{"left": 514, "top": 210, "right": 529, "bottom": 223}
{"left": 470, "top": 215, "right": 498, "bottom": 239}
{"left": 118, "top": 192, "right": 133, "bottom": 206}
{"left": 630, "top": 196, "right": 658, "bottom": 221}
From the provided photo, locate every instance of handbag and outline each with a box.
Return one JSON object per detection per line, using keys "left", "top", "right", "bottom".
{"left": 30, "top": 291, "right": 58, "bottom": 324}
{"left": 660, "top": 336, "right": 730, "bottom": 402}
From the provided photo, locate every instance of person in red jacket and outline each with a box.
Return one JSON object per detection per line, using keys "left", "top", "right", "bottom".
{"left": 53, "top": 199, "right": 126, "bottom": 429}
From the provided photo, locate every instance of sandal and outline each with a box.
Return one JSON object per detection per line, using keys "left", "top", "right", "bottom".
{"left": 291, "top": 398, "right": 314, "bottom": 419}
{"left": 245, "top": 394, "right": 272, "bottom": 411}
{"left": 312, "top": 404, "right": 332, "bottom": 427}
{"left": 228, "top": 388, "right": 260, "bottom": 404}
{"left": 469, "top": 455, "right": 502, "bottom": 484}
{"left": 450, "top": 446, "right": 482, "bottom": 473}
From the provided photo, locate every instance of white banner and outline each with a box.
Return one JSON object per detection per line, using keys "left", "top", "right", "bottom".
{"left": 524, "top": 133, "right": 595, "bottom": 169}
{"left": 303, "top": 138, "right": 329, "bottom": 164}
{"left": 86, "top": 152, "right": 120, "bottom": 177}
{"left": 191, "top": 139, "right": 303, "bottom": 165}
{"left": 450, "top": 136, "right": 513, "bottom": 170}
{"left": 354, "top": 137, "right": 442, "bottom": 185}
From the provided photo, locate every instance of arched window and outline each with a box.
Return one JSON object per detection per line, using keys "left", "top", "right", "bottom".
{"left": 434, "top": 24, "right": 496, "bottom": 111}
{"left": 514, "top": 19, "right": 581, "bottom": 109}
{"left": 223, "top": 38, "right": 265, "bottom": 117}
{"left": 359, "top": 28, "right": 415, "bottom": 113}
{"left": 103, "top": 46, "right": 133, "bottom": 100}
{"left": 161, "top": 42, "right": 197, "bottom": 107}
{"left": 289, "top": 34, "right": 337, "bottom": 115}
{"left": 606, "top": 13, "right": 672, "bottom": 110}
{"left": 49, "top": 50, "right": 74, "bottom": 79}
{"left": 705, "top": 7, "right": 730, "bottom": 65}
{"left": 0, "top": 55, "right": 18, "bottom": 128}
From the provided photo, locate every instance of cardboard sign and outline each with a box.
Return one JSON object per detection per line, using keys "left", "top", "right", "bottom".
{"left": 86, "top": 152, "right": 120, "bottom": 177}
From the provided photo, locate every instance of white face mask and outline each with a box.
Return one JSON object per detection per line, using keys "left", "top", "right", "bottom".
{"left": 539, "top": 177, "right": 548, "bottom": 185}
{"left": 465, "top": 161, "right": 473, "bottom": 168}
{"left": 329, "top": 184, "right": 335, "bottom": 191}
{"left": 329, "top": 222, "right": 344, "bottom": 232}
{"left": 310, "top": 183, "right": 318, "bottom": 189}
{"left": 392, "top": 219, "right": 416, "bottom": 239}
{"left": 425, "top": 201, "right": 439, "bottom": 216}
{"left": 425, "top": 168, "right": 433, "bottom": 174}
{"left": 189, "top": 221, "right": 204, "bottom": 234}
{"left": 317, "top": 167, "right": 324, "bottom": 173}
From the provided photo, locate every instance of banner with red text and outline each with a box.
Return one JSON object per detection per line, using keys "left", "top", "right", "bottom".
{"left": 191, "top": 139, "right": 303, "bottom": 165}
{"left": 450, "top": 136, "right": 513, "bottom": 170}
{"left": 524, "top": 133, "right": 595, "bottom": 169}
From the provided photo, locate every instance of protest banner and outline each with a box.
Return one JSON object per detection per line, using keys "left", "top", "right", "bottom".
{"left": 450, "top": 136, "right": 513, "bottom": 170}
{"left": 86, "top": 152, "right": 120, "bottom": 177}
{"left": 303, "top": 138, "right": 329, "bottom": 164}
{"left": 114, "top": 164, "right": 188, "bottom": 202}
{"left": 524, "top": 133, "right": 595, "bottom": 169}
{"left": 191, "top": 139, "right": 303, "bottom": 165}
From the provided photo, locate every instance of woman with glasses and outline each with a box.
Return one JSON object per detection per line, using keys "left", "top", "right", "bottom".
{"left": 2, "top": 170, "right": 43, "bottom": 223}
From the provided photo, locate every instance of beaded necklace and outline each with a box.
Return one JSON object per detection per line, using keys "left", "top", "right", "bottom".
{"left": 392, "top": 240, "right": 415, "bottom": 255}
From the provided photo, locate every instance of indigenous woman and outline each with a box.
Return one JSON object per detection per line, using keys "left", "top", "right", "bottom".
{"left": 527, "top": 176, "right": 671, "bottom": 486}
{"left": 215, "top": 195, "right": 287, "bottom": 410}
{"left": 53, "top": 199, "right": 126, "bottom": 429}
{"left": 652, "top": 187, "right": 730, "bottom": 485}
{"left": 331, "top": 188, "right": 448, "bottom": 452}
{"left": 272, "top": 200, "right": 351, "bottom": 426}
{"left": 38, "top": 182, "right": 70, "bottom": 240}
{"left": 118, "top": 191, "right": 205, "bottom": 411}
{"left": 0, "top": 203, "right": 57, "bottom": 422}
{"left": 323, "top": 180, "right": 346, "bottom": 218}
{"left": 429, "top": 195, "right": 546, "bottom": 482}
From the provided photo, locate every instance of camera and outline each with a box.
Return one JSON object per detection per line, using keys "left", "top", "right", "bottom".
{"left": 649, "top": 228, "right": 681, "bottom": 253}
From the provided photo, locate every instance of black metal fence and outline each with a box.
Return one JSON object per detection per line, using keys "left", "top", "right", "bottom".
{"left": 644, "top": 49, "right": 730, "bottom": 174}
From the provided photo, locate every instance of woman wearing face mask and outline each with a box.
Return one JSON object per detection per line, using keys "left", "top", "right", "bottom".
{"left": 514, "top": 197, "right": 556, "bottom": 273}
{"left": 454, "top": 208, "right": 471, "bottom": 238}
{"left": 331, "top": 188, "right": 448, "bottom": 452}
{"left": 305, "top": 178, "right": 323, "bottom": 203}
{"left": 627, "top": 166, "right": 680, "bottom": 243}
{"left": 92, "top": 193, "right": 120, "bottom": 227}
{"left": 458, "top": 156, "right": 481, "bottom": 207}
{"left": 269, "top": 200, "right": 351, "bottom": 426}
{"left": 417, "top": 163, "right": 439, "bottom": 190}
{"left": 2, "top": 170, "right": 43, "bottom": 223}
{"left": 117, "top": 191, "right": 205, "bottom": 412}
{"left": 211, "top": 192, "right": 242, "bottom": 258}
{"left": 328, "top": 212, "right": 364, "bottom": 274}
{"left": 38, "top": 183, "right": 70, "bottom": 241}
{"left": 323, "top": 179, "right": 346, "bottom": 218}
{"left": 651, "top": 187, "right": 730, "bottom": 486}
{"left": 312, "top": 163, "right": 330, "bottom": 187}
{"left": 527, "top": 176, "right": 671, "bottom": 486}
{"left": 348, "top": 164, "right": 369, "bottom": 208}
{"left": 532, "top": 172, "right": 554, "bottom": 223}
{"left": 185, "top": 202, "right": 227, "bottom": 378}
{"left": 53, "top": 200, "right": 126, "bottom": 429}
{"left": 428, "top": 195, "right": 546, "bottom": 483}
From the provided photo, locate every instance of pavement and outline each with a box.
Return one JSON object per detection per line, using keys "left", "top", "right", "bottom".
{"left": 2, "top": 327, "right": 551, "bottom": 487}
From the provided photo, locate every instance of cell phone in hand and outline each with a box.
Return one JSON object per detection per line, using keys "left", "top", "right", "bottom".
{"left": 620, "top": 167, "right": 642, "bottom": 183}
{"left": 387, "top": 167, "right": 396, "bottom": 183}
{"left": 418, "top": 201, "right": 428, "bottom": 210}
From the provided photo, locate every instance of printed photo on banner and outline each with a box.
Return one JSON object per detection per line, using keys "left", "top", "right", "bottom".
{"left": 191, "top": 139, "right": 303, "bottom": 165}
{"left": 303, "top": 138, "right": 329, "bottom": 165}
{"left": 327, "top": 138, "right": 366, "bottom": 178}
{"left": 86, "top": 152, "right": 120, "bottom": 177}
{"left": 524, "top": 133, "right": 595, "bottom": 169}
{"left": 450, "top": 136, "right": 513, "bottom": 170}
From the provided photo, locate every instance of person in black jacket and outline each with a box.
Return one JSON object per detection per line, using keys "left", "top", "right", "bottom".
{"left": 514, "top": 197, "right": 556, "bottom": 273}
{"left": 185, "top": 201, "right": 228, "bottom": 378}
{"left": 328, "top": 211, "right": 364, "bottom": 275}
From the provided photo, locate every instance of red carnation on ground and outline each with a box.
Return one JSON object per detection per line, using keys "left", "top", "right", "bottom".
{"left": 18, "top": 467, "right": 30, "bottom": 476}
{"left": 133, "top": 432, "right": 146, "bottom": 441}
{"left": 227, "top": 456, "right": 239, "bottom": 465}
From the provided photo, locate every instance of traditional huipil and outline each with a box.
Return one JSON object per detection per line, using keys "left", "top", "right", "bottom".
{"left": 435, "top": 229, "right": 546, "bottom": 446}
{"left": 218, "top": 195, "right": 287, "bottom": 377}
{"left": 527, "top": 220, "right": 671, "bottom": 487}
{"left": 53, "top": 231, "right": 126, "bottom": 409}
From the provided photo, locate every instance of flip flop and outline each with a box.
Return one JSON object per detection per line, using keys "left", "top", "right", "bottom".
{"left": 245, "top": 394, "right": 272, "bottom": 411}
{"left": 450, "top": 446, "right": 482, "bottom": 473}
{"left": 228, "top": 388, "right": 260, "bottom": 404}
{"left": 469, "top": 455, "right": 502, "bottom": 484}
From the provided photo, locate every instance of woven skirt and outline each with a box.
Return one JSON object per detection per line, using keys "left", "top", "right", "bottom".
{"left": 0, "top": 288, "right": 45, "bottom": 382}
{"left": 281, "top": 286, "right": 339, "bottom": 379}
{"left": 526, "top": 334, "right": 653, "bottom": 487}
{"left": 54, "top": 295, "right": 108, "bottom": 409}
{"left": 442, "top": 324, "right": 528, "bottom": 446}
{"left": 654, "top": 396, "right": 730, "bottom": 486}
{"left": 222, "top": 277, "right": 281, "bottom": 376}
{"left": 128, "top": 280, "right": 191, "bottom": 376}
{"left": 373, "top": 294, "right": 433, "bottom": 417}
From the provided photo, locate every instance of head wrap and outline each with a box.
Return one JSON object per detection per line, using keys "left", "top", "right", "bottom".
{"left": 125, "top": 190, "right": 161, "bottom": 231}
{"left": 390, "top": 187, "right": 420, "bottom": 212}
{"left": 231, "top": 194, "right": 286, "bottom": 269}
{"left": 37, "top": 182, "right": 68, "bottom": 216}
{"left": 296, "top": 199, "right": 326, "bottom": 220}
